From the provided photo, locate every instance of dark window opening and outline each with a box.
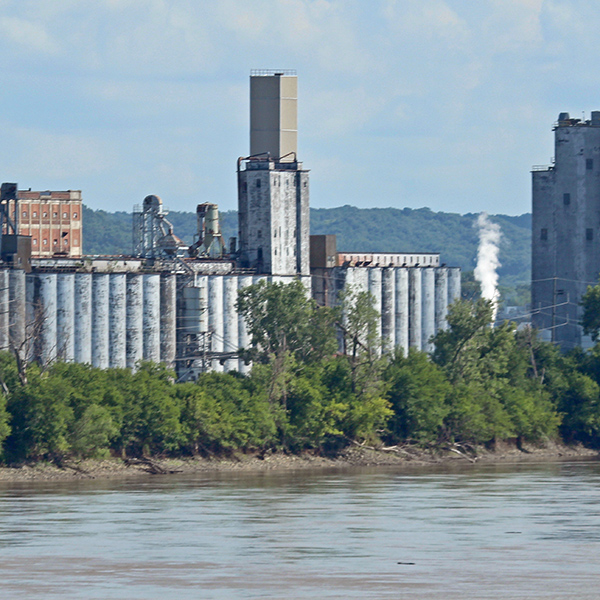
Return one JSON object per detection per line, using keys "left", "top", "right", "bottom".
{"left": 541, "top": 228, "right": 548, "bottom": 241}
{"left": 587, "top": 158, "right": 594, "bottom": 170}
{"left": 564, "top": 193, "right": 571, "bottom": 205}
{"left": 587, "top": 228, "right": 594, "bottom": 240}
{"left": 257, "top": 247, "right": 263, "bottom": 261}
{"left": 256, "top": 179, "right": 261, "bottom": 188}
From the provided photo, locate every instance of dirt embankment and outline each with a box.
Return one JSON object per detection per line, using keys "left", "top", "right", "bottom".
{"left": 0, "top": 441, "right": 596, "bottom": 483}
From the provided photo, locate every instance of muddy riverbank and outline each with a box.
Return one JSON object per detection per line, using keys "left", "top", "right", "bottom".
{"left": 0, "top": 440, "right": 596, "bottom": 482}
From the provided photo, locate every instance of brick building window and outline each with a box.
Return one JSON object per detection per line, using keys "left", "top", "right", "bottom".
{"left": 63, "top": 212, "right": 68, "bottom": 218}
{"left": 43, "top": 239, "right": 48, "bottom": 245}
{"left": 32, "top": 239, "right": 38, "bottom": 246}
{"left": 43, "top": 212, "right": 47, "bottom": 217}
{"left": 53, "top": 212, "right": 58, "bottom": 218}
{"left": 73, "top": 212, "right": 78, "bottom": 218}
{"left": 587, "top": 228, "right": 594, "bottom": 240}
{"left": 32, "top": 211, "right": 37, "bottom": 217}
{"left": 564, "top": 193, "right": 571, "bottom": 205}
{"left": 587, "top": 159, "right": 594, "bottom": 170}
{"left": 22, "top": 211, "right": 27, "bottom": 218}
{"left": 541, "top": 228, "right": 548, "bottom": 240}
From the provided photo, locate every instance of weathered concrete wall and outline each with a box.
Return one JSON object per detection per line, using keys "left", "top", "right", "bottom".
{"left": 532, "top": 116, "right": 600, "bottom": 350}
{"left": 160, "top": 273, "right": 176, "bottom": 369}
{"left": 75, "top": 273, "right": 92, "bottom": 364}
{"left": 421, "top": 268, "right": 435, "bottom": 353}
{"left": 126, "top": 274, "right": 144, "bottom": 369}
{"left": 109, "top": 273, "right": 127, "bottom": 369}
{"left": 57, "top": 273, "right": 75, "bottom": 362}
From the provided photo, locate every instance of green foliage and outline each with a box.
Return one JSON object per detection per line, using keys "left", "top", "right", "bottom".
{"left": 581, "top": 280, "right": 600, "bottom": 341}
{"left": 237, "top": 279, "right": 338, "bottom": 364}
{"left": 383, "top": 350, "right": 451, "bottom": 444}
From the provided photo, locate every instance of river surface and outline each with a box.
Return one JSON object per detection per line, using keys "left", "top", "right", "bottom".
{"left": 0, "top": 460, "right": 599, "bottom": 599}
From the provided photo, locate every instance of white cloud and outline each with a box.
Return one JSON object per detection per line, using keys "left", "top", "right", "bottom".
{"left": 0, "top": 15, "right": 60, "bottom": 55}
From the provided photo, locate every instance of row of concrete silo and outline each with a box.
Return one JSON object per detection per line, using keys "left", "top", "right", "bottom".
{"left": 0, "top": 270, "right": 177, "bottom": 370}
{"left": 0, "top": 267, "right": 460, "bottom": 374}
{"left": 342, "top": 266, "right": 461, "bottom": 354}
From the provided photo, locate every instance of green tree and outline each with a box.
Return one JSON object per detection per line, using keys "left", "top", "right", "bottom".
{"left": 581, "top": 280, "right": 600, "bottom": 341}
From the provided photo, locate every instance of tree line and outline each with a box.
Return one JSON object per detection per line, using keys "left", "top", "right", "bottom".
{"left": 0, "top": 278, "right": 598, "bottom": 465}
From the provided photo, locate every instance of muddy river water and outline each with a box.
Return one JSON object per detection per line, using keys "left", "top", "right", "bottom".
{"left": 0, "top": 459, "right": 599, "bottom": 599}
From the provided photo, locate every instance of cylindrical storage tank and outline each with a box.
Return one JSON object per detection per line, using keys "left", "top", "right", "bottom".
{"left": 381, "top": 268, "right": 396, "bottom": 354}
{"left": 143, "top": 274, "right": 160, "bottom": 363}
{"left": 422, "top": 268, "right": 436, "bottom": 353}
{"left": 109, "top": 273, "right": 127, "bottom": 369}
{"left": 39, "top": 273, "right": 58, "bottom": 365}
{"left": 57, "top": 273, "right": 75, "bottom": 362}
{"left": 409, "top": 268, "right": 422, "bottom": 351}
{"left": 0, "top": 270, "right": 9, "bottom": 351}
{"left": 25, "top": 273, "right": 37, "bottom": 361}
{"left": 126, "top": 274, "right": 144, "bottom": 369}
{"left": 208, "top": 275, "right": 224, "bottom": 372}
{"left": 237, "top": 275, "right": 253, "bottom": 374}
{"left": 368, "top": 268, "right": 382, "bottom": 354}
{"left": 223, "top": 275, "right": 239, "bottom": 372}
{"left": 160, "top": 273, "right": 176, "bottom": 369}
{"left": 74, "top": 273, "right": 92, "bottom": 364}
{"left": 196, "top": 275, "right": 209, "bottom": 334}
{"left": 92, "top": 273, "right": 110, "bottom": 369}
{"left": 9, "top": 269, "right": 26, "bottom": 355}
{"left": 448, "top": 267, "right": 461, "bottom": 305}
{"left": 435, "top": 267, "right": 449, "bottom": 333}
{"left": 395, "top": 268, "right": 409, "bottom": 356}
{"left": 354, "top": 267, "right": 369, "bottom": 294}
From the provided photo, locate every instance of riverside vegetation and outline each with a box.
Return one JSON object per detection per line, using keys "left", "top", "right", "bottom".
{"left": 0, "top": 278, "right": 599, "bottom": 466}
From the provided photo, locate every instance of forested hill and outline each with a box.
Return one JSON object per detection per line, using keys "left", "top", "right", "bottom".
{"left": 82, "top": 205, "right": 531, "bottom": 288}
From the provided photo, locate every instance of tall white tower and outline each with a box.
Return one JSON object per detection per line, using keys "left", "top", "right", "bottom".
{"left": 237, "top": 70, "right": 310, "bottom": 276}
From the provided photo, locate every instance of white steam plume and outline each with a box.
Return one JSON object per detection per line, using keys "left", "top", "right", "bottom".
{"left": 474, "top": 212, "right": 502, "bottom": 320}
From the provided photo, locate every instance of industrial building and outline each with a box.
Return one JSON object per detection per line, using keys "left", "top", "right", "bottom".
{"left": 532, "top": 112, "right": 600, "bottom": 349}
{"left": 0, "top": 70, "right": 460, "bottom": 378}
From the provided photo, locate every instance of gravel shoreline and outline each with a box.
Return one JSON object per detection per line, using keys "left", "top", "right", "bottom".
{"left": 0, "top": 441, "right": 596, "bottom": 483}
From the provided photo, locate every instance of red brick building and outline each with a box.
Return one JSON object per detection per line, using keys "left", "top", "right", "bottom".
{"left": 14, "top": 190, "right": 82, "bottom": 258}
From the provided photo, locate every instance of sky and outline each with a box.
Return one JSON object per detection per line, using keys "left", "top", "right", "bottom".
{"left": 0, "top": 0, "right": 597, "bottom": 216}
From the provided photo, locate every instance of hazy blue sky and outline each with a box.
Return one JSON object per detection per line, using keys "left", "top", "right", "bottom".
{"left": 0, "top": 0, "right": 596, "bottom": 215}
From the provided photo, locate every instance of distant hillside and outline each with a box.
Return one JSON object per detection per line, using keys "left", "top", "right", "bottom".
{"left": 82, "top": 204, "right": 531, "bottom": 296}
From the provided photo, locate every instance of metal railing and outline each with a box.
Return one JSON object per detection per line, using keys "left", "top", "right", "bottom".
{"left": 250, "top": 69, "right": 296, "bottom": 77}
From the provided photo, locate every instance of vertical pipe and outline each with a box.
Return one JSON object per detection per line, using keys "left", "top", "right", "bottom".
{"left": 143, "top": 273, "right": 161, "bottom": 363}
{"left": 74, "top": 273, "right": 92, "bottom": 364}
{"left": 409, "top": 268, "right": 422, "bottom": 350}
{"left": 57, "top": 273, "right": 75, "bottom": 362}
{"left": 422, "top": 268, "right": 436, "bottom": 353}
{"left": 92, "top": 273, "right": 110, "bottom": 369}
{"left": 381, "top": 268, "right": 395, "bottom": 354}
{"left": 208, "top": 275, "right": 224, "bottom": 372}
{"left": 448, "top": 267, "right": 461, "bottom": 305}
{"left": 39, "top": 273, "right": 58, "bottom": 365}
{"left": 237, "top": 275, "right": 253, "bottom": 374}
{"left": 160, "top": 273, "right": 177, "bottom": 369}
{"left": 368, "top": 267, "right": 382, "bottom": 355}
{"left": 223, "top": 275, "right": 239, "bottom": 372}
{"left": 395, "top": 268, "right": 409, "bottom": 356}
{"left": 109, "top": 273, "right": 127, "bottom": 369}
{"left": 126, "top": 274, "right": 144, "bottom": 370}
{"left": 0, "top": 271, "right": 9, "bottom": 351}
{"left": 9, "top": 269, "right": 25, "bottom": 356}
{"left": 435, "top": 267, "right": 449, "bottom": 333}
